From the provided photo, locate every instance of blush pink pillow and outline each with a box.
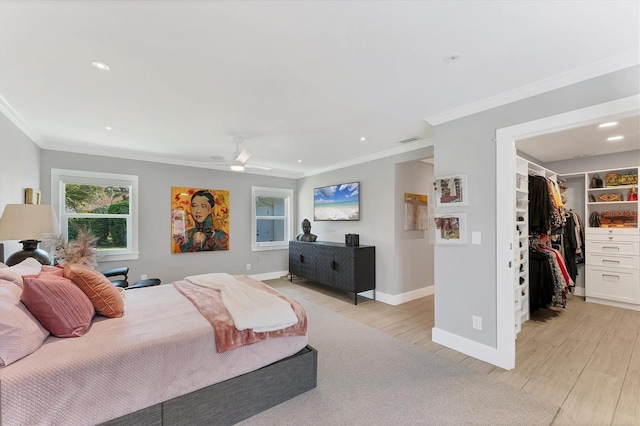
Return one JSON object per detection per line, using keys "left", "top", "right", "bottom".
{"left": 0, "top": 279, "right": 50, "bottom": 366}
{"left": 21, "top": 277, "right": 95, "bottom": 338}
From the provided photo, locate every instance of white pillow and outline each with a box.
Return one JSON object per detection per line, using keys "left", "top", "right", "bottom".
{"left": 0, "top": 279, "right": 50, "bottom": 366}
{"left": 0, "top": 258, "right": 43, "bottom": 288}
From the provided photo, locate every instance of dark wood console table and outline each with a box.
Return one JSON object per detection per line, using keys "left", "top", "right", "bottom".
{"left": 288, "top": 241, "right": 375, "bottom": 304}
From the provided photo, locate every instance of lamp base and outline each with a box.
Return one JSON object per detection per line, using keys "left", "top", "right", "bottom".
{"left": 5, "top": 239, "right": 51, "bottom": 266}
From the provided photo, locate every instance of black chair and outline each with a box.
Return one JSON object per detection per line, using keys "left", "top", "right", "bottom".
{"left": 101, "top": 266, "right": 130, "bottom": 288}
{"left": 101, "top": 266, "right": 161, "bottom": 289}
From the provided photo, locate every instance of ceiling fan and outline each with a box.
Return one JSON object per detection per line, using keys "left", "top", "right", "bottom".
{"left": 193, "top": 136, "right": 271, "bottom": 171}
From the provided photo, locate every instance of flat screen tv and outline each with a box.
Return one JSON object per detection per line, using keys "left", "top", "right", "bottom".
{"left": 314, "top": 181, "right": 360, "bottom": 221}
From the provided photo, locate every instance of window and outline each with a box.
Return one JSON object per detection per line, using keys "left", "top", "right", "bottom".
{"left": 51, "top": 169, "right": 139, "bottom": 261}
{"left": 251, "top": 187, "right": 293, "bottom": 251}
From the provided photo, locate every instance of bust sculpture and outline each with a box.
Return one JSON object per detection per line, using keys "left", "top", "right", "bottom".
{"left": 296, "top": 218, "right": 317, "bottom": 242}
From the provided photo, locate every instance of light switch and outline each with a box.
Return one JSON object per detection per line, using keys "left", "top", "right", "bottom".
{"left": 472, "top": 231, "right": 481, "bottom": 245}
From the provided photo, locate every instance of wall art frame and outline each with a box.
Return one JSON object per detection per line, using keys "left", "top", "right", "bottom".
{"left": 433, "top": 212, "right": 467, "bottom": 244}
{"left": 434, "top": 174, "right": 468, "bottom": 207}
{"left": 404, "top": 193, "right": 428, "bottom": 230}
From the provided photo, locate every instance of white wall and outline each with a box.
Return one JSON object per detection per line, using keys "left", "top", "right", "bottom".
{"left": 432, "top": 65, "right": 639, "bottom": 356}
{"left": 0, "top": 114, "right": 41, "bottom": 261}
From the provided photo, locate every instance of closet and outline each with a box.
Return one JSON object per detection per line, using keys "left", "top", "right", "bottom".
{"left": 514, "top": 157, "right": 639, "bottom": 339}
{"left": 513, "top": 156, "right": 585, "bottom": 337}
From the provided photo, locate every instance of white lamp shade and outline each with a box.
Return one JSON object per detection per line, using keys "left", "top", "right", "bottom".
{"left": 0, "top": 204, "right": 61, "bottom": 241}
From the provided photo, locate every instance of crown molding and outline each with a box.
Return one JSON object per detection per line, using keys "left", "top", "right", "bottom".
{"left": 425, "top": 49, "right": 640, "bottom": 126}
{"left": 301, "top": 138, "right": 434, "bottom": 178}
{"left": 0, "top": 95, "right": 44, "bottom": 146}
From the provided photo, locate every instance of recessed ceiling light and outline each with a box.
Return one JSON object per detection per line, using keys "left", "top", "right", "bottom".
{"left": 607, "top": 135, "right": 624, "bottom": 141}
{"left": 105, "top": 126, "right": 112, "bottom": 131}
{"left": 599, "top": 121, "right": 618, "bottom": 128}
{"left": 297, "top": 159, "right": 302, "bottom": 163}
{"left": 360, "top": 137, "right": 366, "bottom": 142}
{"left": 91, "top": 61, "right": 110, "bottom": 71}
{"left": 443, "top": 53, "right": 461, "bottom": 63}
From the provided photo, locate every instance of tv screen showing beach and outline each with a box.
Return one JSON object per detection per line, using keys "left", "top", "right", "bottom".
{"left": 314, "top": 182, "right": 360, "bottom": 221}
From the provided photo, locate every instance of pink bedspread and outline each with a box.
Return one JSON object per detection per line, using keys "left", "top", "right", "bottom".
{"left": 173, "top": 275, "right": 307, "bottom": 352}
{"left": 0, "top": 282, "right": 308, "bottom": 425}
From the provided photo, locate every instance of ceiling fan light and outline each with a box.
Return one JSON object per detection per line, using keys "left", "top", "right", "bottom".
{"left": 230, "top": 161, "right": 245, "bottom": 171}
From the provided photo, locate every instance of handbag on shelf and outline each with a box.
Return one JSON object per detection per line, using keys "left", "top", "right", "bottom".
{"left": 604, "top": 173, "right": 619, "bottom": 187}
{"left": 589, "top": 212, "right": 601, "bottom": 228}
{"left": 588, "top": 194, "right": 596, "bottom": 202}
{"left": 590, "top": 174, "right": 603, "bottom": 188}
{"left": 597, "top": 193, "right": 623, "bottom": 202}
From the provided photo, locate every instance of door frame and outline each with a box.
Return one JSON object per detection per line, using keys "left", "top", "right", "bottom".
{"left": 494, "top": 94, "right": 639, "bottom": 370}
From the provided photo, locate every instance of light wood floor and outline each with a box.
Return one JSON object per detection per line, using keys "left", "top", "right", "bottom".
{"left": 269, "top": 277, "right": 640, "bottom": 426}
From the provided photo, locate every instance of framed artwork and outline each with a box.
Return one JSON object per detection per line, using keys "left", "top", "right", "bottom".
{"left": 404, "top": 193, "right": 428, "bottom": 230}
{"left": 433, "top": 212, "right": 467, "bottom": 244}
{"left": 171, "top": 187, "right": 230, "bottom": 253}
{"left": 25, "top": 188, "right": 41, "bottom": 204}
{"left": 434, "top": 175, "right": 468, "bottom": 207}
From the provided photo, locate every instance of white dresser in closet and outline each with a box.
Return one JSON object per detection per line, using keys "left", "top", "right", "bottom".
{"left": 585, "top": 167, "right": 639, "bottom": 311}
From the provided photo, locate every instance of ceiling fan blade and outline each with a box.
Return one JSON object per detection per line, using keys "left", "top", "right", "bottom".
{"left": 244, "top": 163, "right": 272, "bottom": 170}
{"left": 235, "top": 149, "right": 252, "bottom": 164}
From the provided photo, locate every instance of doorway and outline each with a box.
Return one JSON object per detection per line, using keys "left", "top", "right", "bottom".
{"left": 494, "top": 94, "right": 639, "bottom": 369}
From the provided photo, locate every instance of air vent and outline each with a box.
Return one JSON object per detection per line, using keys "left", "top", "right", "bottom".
{"left": 398, "top": 137, "right": 420, "bottom": 144}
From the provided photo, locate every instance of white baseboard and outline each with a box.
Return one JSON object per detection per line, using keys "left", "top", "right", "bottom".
{"left": 432, "top": 327, "right": 514, "bottom": 370}
{"left": 370, "top": 285, "right": 434, "bottom": 306}
{"left": 248, "top": 270, "right": 289, "bottom": 281}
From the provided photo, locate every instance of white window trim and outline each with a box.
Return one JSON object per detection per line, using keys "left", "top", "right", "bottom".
{"left": 51, "top": 169, "right": 139, "bottom": 262}
{"left": 251, "top": 186, "right": 293, "bottom": 251}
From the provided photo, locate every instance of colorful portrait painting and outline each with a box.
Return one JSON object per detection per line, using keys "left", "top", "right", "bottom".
{"left": 171, "top": 187, "right": 230, "bottom": 253}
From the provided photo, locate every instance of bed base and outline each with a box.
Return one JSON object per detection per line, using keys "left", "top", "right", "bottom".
{"left": 102, "top": 345, "right": 317, "bottom": 426}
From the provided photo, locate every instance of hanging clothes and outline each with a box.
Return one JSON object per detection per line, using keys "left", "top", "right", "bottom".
{"left": 529, "top": 235, "right": 574, "bottom": 311}
{"left": 528, "top": 175, "right": 565, "bottom": 235}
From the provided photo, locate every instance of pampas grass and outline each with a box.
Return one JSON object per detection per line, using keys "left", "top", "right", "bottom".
{"left": 42, "top": 225, "right": 101, "bottom": 267}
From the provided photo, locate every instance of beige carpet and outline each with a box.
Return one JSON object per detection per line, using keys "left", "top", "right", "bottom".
{"left": 239, "top": 293, "right": 559, "bottom": 425}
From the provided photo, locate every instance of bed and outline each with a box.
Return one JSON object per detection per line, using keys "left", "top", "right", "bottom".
{"left": 0, "top": 263, "right": 317, "bottom": 425}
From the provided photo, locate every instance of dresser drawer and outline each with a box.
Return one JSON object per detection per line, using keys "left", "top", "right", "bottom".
{"left": 586, "top": 241, "right": 639, "bottom": 256}
{"left": 586, "top": 266, "right": 640, "bottom": 304}
{"left": 587, "top": 228, "right": 639, "bottom": 238}
{"left": 587, "top": 253, "right": 640, "bottom": 269}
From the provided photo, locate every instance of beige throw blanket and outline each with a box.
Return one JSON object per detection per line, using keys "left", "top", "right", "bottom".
{"left": 173, "top": 275, "right": 307, "bottom": 353}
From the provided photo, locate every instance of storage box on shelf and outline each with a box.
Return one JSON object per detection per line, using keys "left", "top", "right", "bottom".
{"left": 585, "top": 167, "right": 639, "bottom": 311}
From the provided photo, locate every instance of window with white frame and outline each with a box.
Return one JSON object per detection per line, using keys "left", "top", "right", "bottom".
{"left": 251, "top": 186, "right": 293, "bottom": 251}
{"left": 51, "top": 169, "right": 139, "bottom": 261}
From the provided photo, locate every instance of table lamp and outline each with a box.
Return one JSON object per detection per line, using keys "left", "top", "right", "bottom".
{"left": 0, "top": 204, "right": 61, "bottom": 266}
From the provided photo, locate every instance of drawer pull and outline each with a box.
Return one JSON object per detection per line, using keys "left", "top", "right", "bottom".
{"left": 602, "top": 246, "right": 620, "bottom": 252}
{"left": 602, "top": 274, "right": 620, "bottom": 280}
{"left": 300, "top": 255, "right": 304, "bottom": 263}
{"left": 602, "top": 260, "right": 620, "bottom": 265}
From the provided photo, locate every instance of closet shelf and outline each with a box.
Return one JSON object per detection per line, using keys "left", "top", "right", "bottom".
{"left": 587, "top": 201, "right": 636, "bottom": 205}
{"left": 588, "top": 185, "right": 636, "bottom": 191}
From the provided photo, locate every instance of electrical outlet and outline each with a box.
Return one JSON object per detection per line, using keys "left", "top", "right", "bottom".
{"left": 246, "top": 264, "right": 251, "bottom": 271}
{"left": 141, "top": 274, "right": 148, "bottom": 280}
{"left": 472, "top": 315, "right": 482, "bottom": 330}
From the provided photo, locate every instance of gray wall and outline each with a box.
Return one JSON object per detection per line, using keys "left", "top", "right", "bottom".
{"left": 545, "top": 149, "right": 640, "bottom": 174}
{"left": 433, "top": 65, "right": 639, "bottom": 348}
{"left": 395, "top": 160, "right": 434, "bottom": 294}
{"left": 296, "top": 146, "right": 434, "bottom": 298}
{"left": 0, "top": 115, "right": 42, "bottom": 259}
{"left": 39, "top": 150, "right": 297, "bottom": 284}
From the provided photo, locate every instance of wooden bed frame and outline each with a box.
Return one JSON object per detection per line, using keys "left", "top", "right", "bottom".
{"left": 102, "top": 345, "right": 317, "bottom": 425}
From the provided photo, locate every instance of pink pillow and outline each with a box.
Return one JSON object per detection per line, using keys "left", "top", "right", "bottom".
{"left": 0, "top": 279, "right": 50, "bottom": 366}
{"left": 21, "top": 277, "right": 95, "bottom": 338}
{"left": 0, "top": 258, "right": 43, "bottom": 288}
